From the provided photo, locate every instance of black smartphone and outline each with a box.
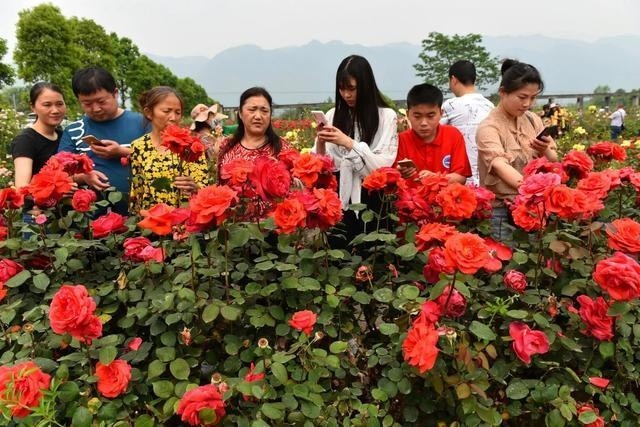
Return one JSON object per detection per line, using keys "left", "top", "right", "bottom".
{"left": 536, "top": 127, "right": 550, "bottom": 140}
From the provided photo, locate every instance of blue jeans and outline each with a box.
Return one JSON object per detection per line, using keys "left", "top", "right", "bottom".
{"left": 611, "top": 125, "right": 622, "bottom": 139}
{"left": 490, "top": 206, "right": 514, "bottom": 244}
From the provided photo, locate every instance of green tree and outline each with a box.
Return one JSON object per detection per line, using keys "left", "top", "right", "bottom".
{"left": 0, "top": 38, "right": 15, "bottom": 88}
{"left": 110, "top": 34, "right": 141, "bottom": 108}
{"left": 176, "top": 77, "right": 213, "bottom": 112}
{"left": 414, "top": 32, "right": 500, "bottom": 92}
{"left": 68, "top": 17, "right": 116, "bottom": 72}
{"left": 0, "top": 86, "right": 30, "bottom": 112}
{"left": 127, "top": 55, "right": 178, "bottom": 110}
{"left": 13, "top": 4, "right": 76, "bottom": 100}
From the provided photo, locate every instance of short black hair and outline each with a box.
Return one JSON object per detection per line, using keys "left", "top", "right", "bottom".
{"left": 71, "top": 66, "right": 117, "bottom": 97}
{"left": 406, "top": 83, "right": 443, "bottom": 109}
{"left": 500, "top": 59, "right": 544, "bottom": 94}
{"left": 448, "top": 60, "right": 476, "bottom": 85}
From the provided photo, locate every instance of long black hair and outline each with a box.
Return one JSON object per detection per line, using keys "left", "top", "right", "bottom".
{"left": 332, "top": 55, "right": 389, "bottom": 145}
{"left": 499, "top": 59, "right": 544, "bottom": 94}
{"left": 221, "top": 87, "right": 282, "bottom": 157}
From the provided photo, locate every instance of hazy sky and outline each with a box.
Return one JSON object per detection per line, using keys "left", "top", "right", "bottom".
{"left": 1, "top": 0, "right": 639, "bottom": 58}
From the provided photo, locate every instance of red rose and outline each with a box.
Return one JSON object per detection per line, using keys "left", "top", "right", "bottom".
{"left": 91, "top": 212, "right": 127, "bottom": 238}
{"left": 0, "top": 187, "right": 26, "bottom": 211}
{"left": 606, "top": 218, "right": 640, "bottom": 254}
{"left": 562, "top": 150, "right": 593, "bottom": 179}
{"left": 434, "top": 285, "right": 467, "bottom": 318}
{"left": 242, "top": 362, "right": 266, "bottom": 401}
{"left": 26, "top": 165, "right": 73, "bottom": 208}
{"left": 422, "top": 247, "right": 455, "bottom": 283}
{"left": 509, "top": 322, "right": 550, "bottom": 364}
{"left": 161, "top": 125, "right": 205, "bottom": 162}
{"left": 311, "top": 188, "right": 342, "bottom": 230}
{"left": 469, "top": 184, "right": 495, "bottom": 219}
{"left": 187, "top": 185, "right": 238, "bottom": 231}
{"left": 46, "top": 152, "right": 94, "bottom": 175}
{"left": 220, "top": 158, "right": 254, "bottom": 187}
{"left": 71, "top": 189, "right": 97, "bottom": 212}
{"left": 0, "top": 258, "right": 24, "bottom": 283}
{"left": 0, "top": 361, "right": 51, "bottom": 417}
{"left": 0, "top": 281, "right": 6, "bottom": 302}
{"left": 484, "top": 238, "right": 513, "bottom": 273}
{"left": 577, "top": 171, "right": 616, "bottom": 200}
{"left": 518, "top": 172, "right": 561, "bottom": 203}
{"left": 402, "top": 322, "right": 439, "bottom": 373}
{"left": 292, "top": 153, "right": 324, "bottom": 187}
{"left": 587, "top": 141, "right": 626, "bottom": 161}
{"left": 576, "top": 294, "right": 614, "bottom": 341}
{"left": 49, "top": 284, "right": 102, "bottom": 343}
{"left": 138, "top": 203, "right": 177, "bottom": 236}
{"left": 576, "top": 404, "right": 605, "bottom": 427}
{"left": 177, "top": 384, "right": 226, "bottom": 426}
{"left": 523, "top": 158, "right": 568, "bottom": 181}
{"left": 511, "top": 200, "right": 546, "bottom": 232}
{"left": 273, "top": 198, "right": 307, "bottom": 234}
{"left": 436, "top": 183, "right": 477, "bottom": 221}
{"left": 588, "top": 377, "right": 610, "bottom": 389}
{"left": 249, "top": 157, "right": 291, "bottom": 201}
{"left": 288, "top": 310, "right": 317, "bottom": 335}
{"left": 504, "top": 270, "right": 527, "bottom": 293}
{"left": 415, "top": 223, "right": 457, "bottom": 252}
{"left": 593, "top": 252, "right": 640, "bottom": 301}
{"left": 123, "top": 237, "right": 153, "bottom": 262}
{"left": 139, "top": 245, "right": 165, "bottom": 264}
{"left": 95, "top": 359, "right": 131, "bottom": 398}
{"left": 127, "top": 337, "right": 142, "bottom": 351}
{"left": 395, "top": 186, "right": 435, "bottom": 224}
{"left": 443, "top": 232, "right": 490, "bottom": 275}
{"left": 277, "top": 149, "right": 301, "bottom": 170}
{"left": 413, "top": 300, "right": 443, "bottom": 327}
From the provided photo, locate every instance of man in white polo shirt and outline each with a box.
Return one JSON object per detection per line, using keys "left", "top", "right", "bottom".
{"left": 441, "top": 60, "right": 494, "bottom": 185}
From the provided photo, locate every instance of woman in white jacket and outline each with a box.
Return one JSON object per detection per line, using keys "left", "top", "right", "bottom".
{"left": 314, "top": 55, "right": 398, "bottom": 243}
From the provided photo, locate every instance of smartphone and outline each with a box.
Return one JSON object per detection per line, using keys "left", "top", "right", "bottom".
{"left": 535, "top": 127, "right": 550, "bottom": 141}
{"left": 82, "top": 135, "right": 104, "bottom": 146}
{"left": 397, "top": 158, "right": 416, "bottom": 169}
{"left": 311, "top": 110, "right": 328, "bottom": 127}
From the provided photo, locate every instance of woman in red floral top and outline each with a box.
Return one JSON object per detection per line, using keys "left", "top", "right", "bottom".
{"left": 217, "top": 87, "right": 292, "bottom": 177}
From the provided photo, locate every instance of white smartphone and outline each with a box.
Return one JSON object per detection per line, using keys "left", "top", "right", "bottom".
{"left": 397, "top": 158, "right": 416, "bottom": 169}
{"left": 81, "top": 134, "right": 104, "bottom": 146}
{"left": 311, "top": 110, "right": 328, "bottom": 127}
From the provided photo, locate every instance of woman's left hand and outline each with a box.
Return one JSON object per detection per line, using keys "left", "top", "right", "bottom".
{"left": 530, "top": 135, "right": 554, "bottom": 155}
{"left": 174, "top": 176, "right": 199, "bottom": 193}
{"left": 317, "top": 125, "right": 354, "bottom": 150}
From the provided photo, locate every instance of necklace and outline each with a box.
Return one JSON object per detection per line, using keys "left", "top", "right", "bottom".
{"left": 240, "top": 136, "right": 268, "bottom": 150}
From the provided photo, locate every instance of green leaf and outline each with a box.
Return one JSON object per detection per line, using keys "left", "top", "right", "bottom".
{"left": 512, "top": 252, "right": 528, "bottom": 265}
{"left": 329, "top": 341, "right": 348, "bottom": 353}
{"left": 469, "top": 321, "right": 497, "bottom": 341}
{"left": 371, "top": 388, "right": 388, "bottom": 401}
{"left": 546, "top": 409, "right": 566, "bottom": 427}
{"left": 156, "top": 347, "right": 176, "bottom": 362}
{"left": 379, "top": 323, "right": 399, "bottom": 336}
{"left": 261, "top": 403, "right": 284, "bottom": 420}
{"left": 152, "top": 380, "right": 174, "bottom": 398}
{"left": 506, "top": 310, "right": 529, "bottom": 319}
{"left": 373, "top": 288, "right": 394, "bottom": 303}
{"left": 151, "top": 177, "right": 172, "bottom": 191}
{"left": 394, "top": 243, "right": 417, "bottom": 259}
{"left": 559, "top": 403, "right": 573, "bottom": 421}
{"left": 228, "top": 225, "right": 250, "bottom": 248}
{"left": 271, "top": 362, "right": 288, "bottom": 384}
{"left": 608, "top": 301, "right": 630, "bottom": 316}
{"left": 598, "top": 341, "right": 614, "bottom": 359}
{"left": 134, "top": 414, "right": 155, "bottom": 427}
{"left": 169, "top": 358, "right": 190, "bottom": 380}
{"left": 202, "top": 304, "right": 220, "bottom": 323}
{"left": 58, "top": 381, "right": 80, "bottom": 402}
{"left": 506, "top": 380, "right": 529, "bottom": 400}
{"left": 147, "top": 360, "right": 165, "bottom": 379}
{"left": 32, "top": 272, "right": 50, "bottom": 290}
{"left": 99, "top": 346, "right": 118, "bottom": 366}
{"left": 5, "top": 270, "right": 31, "bottom": 288}
{"left": 198, "top": 408, "right": 218, "bottom": 424}
{"left": 399, "top": 285, "right": 420, "bottom": 300}
{"left": 108, "top": 191, "right": 123, "bottom": 204}
{"left": 221, "top": 305, "right": 242, "bottom": 321}
{"left": 71, "top": 406, "right": 93, "bottom": 427}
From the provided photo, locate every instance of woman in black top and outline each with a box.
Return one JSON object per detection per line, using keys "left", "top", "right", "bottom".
{"left": 11, "top": 82, "right": 66, "bottom": 187}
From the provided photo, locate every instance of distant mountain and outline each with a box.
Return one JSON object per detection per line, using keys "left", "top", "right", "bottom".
{"left": 149, "top": 35, "right": 640, "bottom": 107}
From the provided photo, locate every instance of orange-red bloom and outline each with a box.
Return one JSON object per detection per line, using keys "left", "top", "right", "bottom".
{"left": 509, "top": 322, "right": 550, "bottom": 364}
{"left": 443, "top": 232, "right": 490, "bottom": 275}
{"left": 576, "top": 295, "right": 614, "bottom": 341}
{"left": 292, "top": 153, "right": 324, "bottom": 187}
{"left": 587, "top": 141, "right": 626, "bottom": 162}
{"left": 0, "top": 361, "right": 51, "bottom": 417}
{"left": 606, "top": 218, "right": 640, "bottom": 254}
{"left": 273, "top": 198, "right": 307, "bottom": 234}
{"left": 138, "top": 203, "right": 177, "bottom": 236}
{"left": 26, "top": 165, "right": 73, "bottom": 208}
{"left": 176, "top": 384, "right": 226, "bottom": 426}
{"left": 71, "top": 189, "right": 97, "bottom": 212}
{"left": 91, "top": 212, "right": 127, "bottom": 238}
{"left": 593, "top": 252, "right": 640, "bottom": 301}
{"left": 436, "top": 183, "right": 477, "bottom": 220}
{"left": 96, "top": 359, "right": 131, "bottom": 398}
{"left": 415, "top": 223, "right": 457, "bottom": 252}
{"left": 187, "top": 185, "right": 238, "bottom": 230}
{"left": 49, "top": 284, "right": 102, "bottom": 343}
{"left": 288, "top": 310, "right": 317, "bottom": 336}
{"left": 220, "top": 158, "right": 254, "bottom": 187}
{"left": 402, "top": 322, "right": 439, "bottom": 373}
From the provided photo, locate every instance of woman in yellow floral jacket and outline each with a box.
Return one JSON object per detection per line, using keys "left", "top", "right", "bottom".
{"left": 129, "top": 86, "right": 209, "bottom": 214}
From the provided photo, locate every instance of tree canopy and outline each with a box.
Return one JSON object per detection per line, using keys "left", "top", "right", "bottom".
{"left": 0, "top": 38, "right": 15, "bottom": 89}
{"left": 413, "top": 32, "right": 500, "bottom": 93}
{"left": 13, "top": 4, "right": 212, "bottom": 115}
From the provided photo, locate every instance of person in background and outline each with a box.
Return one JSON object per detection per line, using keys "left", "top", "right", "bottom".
{"left": 58, "top": 66, "right": 148, "bottom": 214}
{"left": 12, "top": 82, "right": 66, "bottom": 188}
{"left": 440, "top": 60, "right": 494, "bottom": 185}
{"left": 395, "top": 83, "right": 471, "bottom": 184}
{"left": 313, "top": 54, "right": 398, "bottom": 240}
{"left": 129, "top": 86, "right": 209, "bottom": 214}
{"left": 477, "top": 59, "right": 557, "bottom": 240}
{"left": 217, "top": 87, "right": 292, "bottom": 175}
{"left": 609, "top": 104, "right": 626, "bottom": 139}
{"left": 190, "top": 103, "right": 227, "bottom": 160}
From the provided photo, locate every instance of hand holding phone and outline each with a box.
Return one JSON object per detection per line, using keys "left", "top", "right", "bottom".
{"left": 311, "top": 110, "right": 328, "bottom": 127}
{"left": 82, "top": 135, "right": 104, "bottom": 146}
{"left": 535, "top": 127, "right": 550, "bottom": 141}
{"left": 397, "top": 158, "right": 416, "bottom": 169}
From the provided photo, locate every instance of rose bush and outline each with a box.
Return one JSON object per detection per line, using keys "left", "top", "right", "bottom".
{"left": 2, "top": 139, "right": 640, "bottom": 427}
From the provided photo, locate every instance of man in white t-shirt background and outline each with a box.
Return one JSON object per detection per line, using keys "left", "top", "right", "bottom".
{"left": 609, "top": 104, "right": 626, "bottom": 139}
{"left": 441, "top": 60, "right": 494, "bottom": 185}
